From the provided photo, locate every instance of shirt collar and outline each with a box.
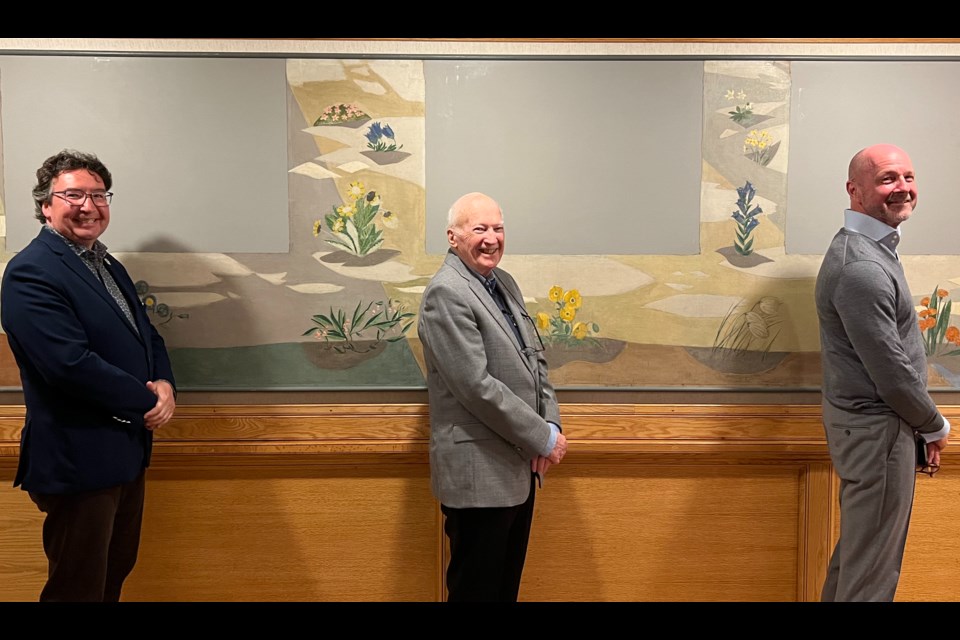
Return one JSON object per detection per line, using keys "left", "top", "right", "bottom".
{"left": 42, "top": 223, "right": 109, "bottom": 263}
{"left": 843, "top": 209, "right": 901, "bottom": 255}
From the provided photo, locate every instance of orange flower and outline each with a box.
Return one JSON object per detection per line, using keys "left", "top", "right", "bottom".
{"left": 947, "top": 326, "right": 960, "bottom": 345}
{"left": 938, "top": 289, "right": 949, "bottom": 298}
{"left": 921, "top": 297, "right": 931, "bottom": 307}
{"left": 920, "top": 317, "right": 937, "bottom": 331}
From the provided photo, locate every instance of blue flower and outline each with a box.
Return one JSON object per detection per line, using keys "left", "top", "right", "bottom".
{"left": 365, "top": 121, "right": 384, "bottom": 144}
{"left": 736, "top": 181, "right": 756, "bottom": 204}
{"left": 382, "top": 124, "right": 396, "bottom": 140}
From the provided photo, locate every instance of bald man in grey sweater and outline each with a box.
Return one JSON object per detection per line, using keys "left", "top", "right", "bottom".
{"left": 816, "top": 143, "right": 950, "bottom": 601}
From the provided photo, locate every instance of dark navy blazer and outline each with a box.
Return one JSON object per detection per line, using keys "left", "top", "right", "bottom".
{"left": 1, "top": 229, "right": 175, "bottom": 494}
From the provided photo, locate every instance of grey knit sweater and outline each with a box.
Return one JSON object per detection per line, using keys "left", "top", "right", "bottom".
{"left": 815, "top": 228, "right": 942, "bottom": 432}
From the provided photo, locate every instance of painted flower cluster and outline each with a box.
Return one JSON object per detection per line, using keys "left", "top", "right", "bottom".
{"left": 743, "top": 130, "right": 773, "bottom": 166}
{"left": 364, "top": 121, "right": 402, "bottom": 152}
{"left": 536, "top": 285, "right": 599, "bottom": 345}
{"left": 731, "top": 181, "right": 762, "bottom": 256}
{"left": 303, "top": 299, "right": 415, "bottom": 354}
{"left": 918, "top": 286, "right": 960, "bottom": 357}
{"left": 726, "top": 89, "right": 753, "bottom": 124}
{"left": 713, "top": 296, "right": 782, "bottom": 356}
{"left": 314, "top": 103, "right": 369, "bottom": 126}
{"left": 313, "top": 181, "right": 395, "bottom": 257}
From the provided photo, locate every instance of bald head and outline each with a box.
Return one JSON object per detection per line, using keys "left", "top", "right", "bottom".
{"left": 446, "top": 192, "right": 505, "bottom": 277}
{"left": 447, "top": 192, "right": 502, "bottom": 229}
{"left": 846, "top": 144, "right": 917, "bottom": 228}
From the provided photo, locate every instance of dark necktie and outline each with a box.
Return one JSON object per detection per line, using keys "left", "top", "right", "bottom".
{"left": 82, "top": 251, "right": 140, "bottom": 336}
{"left": 484, "top": 276, "right": 525, "bottom": 347}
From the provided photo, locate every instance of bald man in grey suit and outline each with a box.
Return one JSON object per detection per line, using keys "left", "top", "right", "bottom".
{"left": 816, "top": 143, "right": 949, "bottom": 601}
{"left": 418, "top": 192, "right": 568, "bottom": 602}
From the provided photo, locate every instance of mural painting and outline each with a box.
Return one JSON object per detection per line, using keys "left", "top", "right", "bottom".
{"left": 1, "top": 58, "right": 958, "bottom": 390}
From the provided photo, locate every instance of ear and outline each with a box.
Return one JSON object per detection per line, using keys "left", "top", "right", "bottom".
{"left": 447, "top": 228, "right": 457, "bottom": 248}
{"left": 845, "top": 180, "right": 857, "bottom": 199}
{"left": 40, "top": 201, "right": 53, "bottom": 223}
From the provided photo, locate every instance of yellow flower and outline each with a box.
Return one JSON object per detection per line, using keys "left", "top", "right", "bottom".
{"left": 332, "top": 218, "right": 345, "bottom": 233}
{"left": 347, "top": 181, "right": 365, "bottom": 199}
{"left": 338, "top": 204, "right": 356, "bottom": 218}
{"left": 549, "top": 286, "right": 563, "bottom": 303}
{"left": 312, "top": 220, "right": 322, "bottom": 237}
{"left": 381, "top": 210, "right": 398, "bottom": 229}
{"left": 560, "top": 306, "right": 576, "bottom": 322}
{"left": 572, "top": 322, "right": 589, "bottom": 340}
{"left": 536, "top": 312, "right": 550, "bottom": 330}
{"left": 563, "top": 289, "right": 582, "bottom": 310}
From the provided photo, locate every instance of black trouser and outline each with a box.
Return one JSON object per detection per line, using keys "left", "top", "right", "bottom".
{"left": 29, "top": 471, "right": 146, "bottom": 602}
{"left": 440, "top": 475, "right": 536, "bottom": 602}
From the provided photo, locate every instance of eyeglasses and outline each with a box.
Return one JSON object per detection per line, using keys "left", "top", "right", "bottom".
{"left": 917, "top": 462, "right": 940, "bottom": 478}
{"left": 52, "top": 190, "right": 113, "bottom": 207}
{"left": 520, "top": 312, "right": 546, "bottom": 354}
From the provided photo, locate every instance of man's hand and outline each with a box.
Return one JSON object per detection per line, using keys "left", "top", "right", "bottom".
{"left": 144, "top": 379, "right": 176, "bottom": 431}
{"left": 928, "top": 435, "right": 949, "bottom": 467}
{"left": 531, "top": 455, "right": 553, "bottom": 477}
{"left": 547, "top": 431, "right": 567, "bottom": 465}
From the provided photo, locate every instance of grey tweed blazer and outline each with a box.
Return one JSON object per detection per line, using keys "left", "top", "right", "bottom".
{"left": 418, "top": 250, "right": 561, "bottom": 508}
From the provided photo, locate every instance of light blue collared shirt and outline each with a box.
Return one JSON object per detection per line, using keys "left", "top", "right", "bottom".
{"left": 843, "top": 209, "right": 901, "bottom": 260}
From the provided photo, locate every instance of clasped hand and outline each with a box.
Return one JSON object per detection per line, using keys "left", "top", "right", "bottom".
{"left": 531, "top": 432, "right": 568, "bottom": 477}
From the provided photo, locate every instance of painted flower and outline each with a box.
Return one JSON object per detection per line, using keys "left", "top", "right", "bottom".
{"left": 366, "top": 191, "right": 381, "bottom": 206}
{"left": 347, "top": 181, "right": 365, "bottom": 199}
{"left": 560, "top": 306, "right": 576, "bottom": 322}
{"left": 921, "top": 297, "right": 931, "bottom": 307}
{"left": 338, "top": 203, "right": 356, "bottom": 218}
{"left": 549, "top": 286, "right": 563, "bottom": 303}
{"left": 536, "top": 312, "right": 550, "bottom": 330}
{"left": 331, "top": 218, "right": 345, "bottom": 233}
{"left": 312, "top": 220, "right": 322, "bottom": 237}
{"left": 381, "top": 210, "right": 398, "bottom": 229}
{"left": 938, "top": 288, "right": 949, "bottom": 298}
{"left": 725, "top": 89, "right": 735, "bottom": 100}
{"left": 758, "top": 296, "right": 780, "bottom": 315}
{"left": 365, "top": 122, "right": 384, "bottom": 144}
{"left": 563, "top": 289, "right": 582, "bottom": 310}
{"left": 745, "top": 311, "right": 769, "bottom": 338}
{"left": 737, "top": 90, "right": 747, "bottom": 100}
{"left": 572, "top": 322, "right": 589, "bottom": 340}
{"left": 947, "top": 326, "right": 960, "bottom": 345}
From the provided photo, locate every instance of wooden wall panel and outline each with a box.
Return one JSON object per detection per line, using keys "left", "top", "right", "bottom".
{"left": 522, "top": 464, "right": 804, "bottom": 601}
{"left": 127, "top": 461, "right": 440, "bottom": 602}
{"left": 0, "top": 403, "right": 955, "bottom": 601}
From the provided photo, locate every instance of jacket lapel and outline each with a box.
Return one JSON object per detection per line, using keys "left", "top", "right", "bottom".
{"left": 445, "top": 251, "right": 533, "bottom": 374}
{"left": 39, "top": 231, "right": 144, "bottom": 345}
